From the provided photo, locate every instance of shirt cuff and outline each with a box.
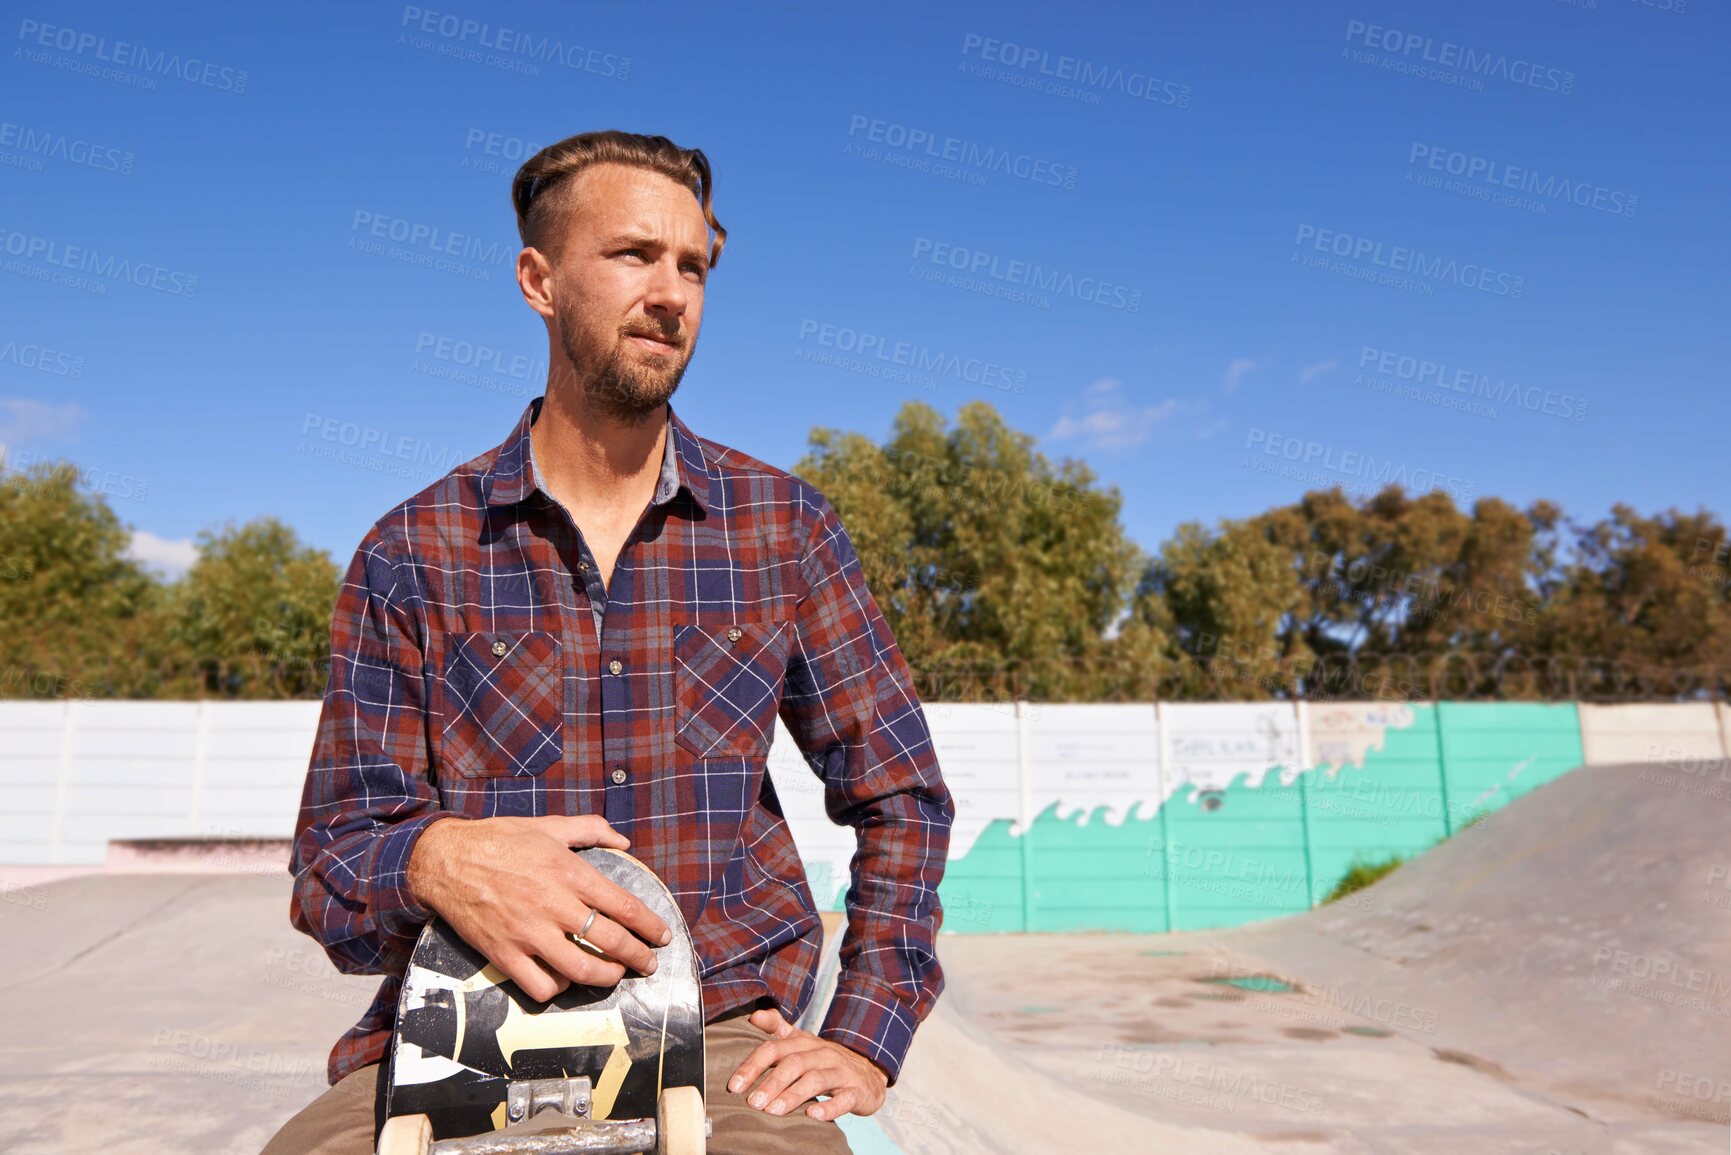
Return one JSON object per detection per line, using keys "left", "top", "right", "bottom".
{"left": 371, "top": 812, "right": 465, "bottom": 936}
{"left": 817, "top": 972, "right": 921, "bottom": 1088}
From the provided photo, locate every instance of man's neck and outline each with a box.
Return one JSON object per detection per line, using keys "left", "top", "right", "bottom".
{"left": 529, "top": 383, "right": 667, "bottom": 527}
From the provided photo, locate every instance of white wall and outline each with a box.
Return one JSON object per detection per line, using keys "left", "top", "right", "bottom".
{"left": 3, "top": 699, "right": 1724, "bottom": 870}
{"left": 1577, "top": 702, "right": 1725, "bottom": 767}
{"left": 0, "top": 700, "right": 319, "bottom": 865}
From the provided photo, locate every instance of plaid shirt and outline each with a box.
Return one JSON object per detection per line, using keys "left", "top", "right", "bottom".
{"left": 290, "top": 398, "right": 954, "bottom": 1088}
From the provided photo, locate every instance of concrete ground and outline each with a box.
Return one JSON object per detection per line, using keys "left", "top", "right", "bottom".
{"left": 896, "top": 935, "right": 1722, "bottom": 1154}
{"left": 3, "top": 761, "right": 1724, "bottom": 1153}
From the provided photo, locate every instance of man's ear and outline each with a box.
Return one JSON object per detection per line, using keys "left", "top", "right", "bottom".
{"left": 516, "top": 247, "right": 557, "bottom": 319}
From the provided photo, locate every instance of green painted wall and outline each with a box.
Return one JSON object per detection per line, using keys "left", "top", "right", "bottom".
{"left": 935, "top": 702, "right": 1586, "bottom": 934}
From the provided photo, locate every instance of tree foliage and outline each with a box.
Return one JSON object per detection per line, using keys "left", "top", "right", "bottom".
{"left": 3, "top": 405, "right": 1726, "bottom": 703}
{"left": 794, "top": 400, "right": 1167, "bottom": 701}
{"left": 171, "top": 519, "right": 341, "bottom": 698}
{"left": 0, "top": 463, "right": 339, "bottom": 700}
{"left": 798, "top": 401, "right": 1728, "bottom": 703}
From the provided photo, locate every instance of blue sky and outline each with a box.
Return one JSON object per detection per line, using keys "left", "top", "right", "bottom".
{"left": 3, "top": 0, "right": 1726, "bottom": 574}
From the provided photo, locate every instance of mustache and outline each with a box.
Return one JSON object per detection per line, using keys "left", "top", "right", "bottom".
{"left": 622, "top": 326, "right": 682, "bottom": 347}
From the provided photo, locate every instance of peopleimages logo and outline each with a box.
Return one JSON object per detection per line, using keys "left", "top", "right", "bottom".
{"left": 1408, "top": 144, "right": 1637, "bottom": 218}
{"left": 412, "top": 331, "right": 541, "bottom": 398}
{"left": 1358, "top": 347, "right": 1588, "bottom": 420}
{"left": 796, "top": 319, "right": 1029, "bottom": 394}
{"left": 350, "top": 211, "right": 514, "bottom": 266}
{"left": 910, "top": 237, "right": 1141, "bottom": 311}
{"left": 0, "top": 121, "right": 134, "bottom": 174}
{"left": 959, "top": 33, "right": 1191, "bottom": 108}
{"left": 461, "top": 128, "right": 543, "bottom": 175}
{"left": 1293, "top": 225, "right": 1526, "bottom": 299}
{"left": 298, "top": 413, "right": 465, "bottom": 484}
{"left": 1343, "top": 19, "right": 1574, "bottom": 94}
{"left": 0, "top": 229, "right": 198, "bottom": 296}
{"left": 1243, "top": 428, "right": 1474, "bottom": 501}
{"left": 0, "top": 337, "right": 84, "bottom": 378}
{"left": 397, "top": 6, "right": 630, "bottom": 78}
{"left": 846, "top": 115, "right": 1079, "bottom": 189}
{"left": 15, "top": 18, "right": 249, "bottom": 92}
{"left": 1, "top": 448, "right": 149, "bottom": 502}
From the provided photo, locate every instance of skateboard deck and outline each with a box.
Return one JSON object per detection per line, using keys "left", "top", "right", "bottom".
{"left": 382, "top": 847, "right": 705, "bottom": 1150}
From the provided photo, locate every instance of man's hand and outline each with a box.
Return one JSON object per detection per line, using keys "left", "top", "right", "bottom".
{"left": 726, "top": 1007, "right": 890, "bottom": 1122}
{"left": 406, "top": 815, "right": 672, "bottom": 1001}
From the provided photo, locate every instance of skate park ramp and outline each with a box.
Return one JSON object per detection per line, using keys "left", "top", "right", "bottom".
{"left": 3, "top": 758, "right": 1727, "bottom": 1153}
{"left": 888, "top": 758, "right": 1730, "bottom": 1153}
{"left": 1227, "top": 757, "right": 1731, "bottom": 1132}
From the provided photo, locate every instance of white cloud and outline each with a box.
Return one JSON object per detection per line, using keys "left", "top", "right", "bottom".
{"left": 127, "top": 530, "right": 199, "bottom": 579}
{"left": 0, "top": 399, "right": 85, "bottom": 465}
{"left": 1298, "top": 359, "right": 1339, "bottom": 385}
{"left": 1191, "top": 416, "right": 1231, "bottom": 441}
{"left": 1222, "top": 358, "right": 1261, "bottom": 393}
{"left": 1047, "top": 378, "right": 1188, "bottom": 450}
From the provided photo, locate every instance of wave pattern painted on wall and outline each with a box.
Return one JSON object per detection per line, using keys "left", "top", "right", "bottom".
{"left": 765, "top": 701, "right": 1590, "bottom": 934}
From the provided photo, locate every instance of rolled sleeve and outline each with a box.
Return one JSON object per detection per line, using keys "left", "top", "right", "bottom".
{"left": 778, "top": 493, "right": 955, "bottom": 1086}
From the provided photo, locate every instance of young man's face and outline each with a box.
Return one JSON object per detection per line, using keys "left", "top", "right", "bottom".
{"left": 532, "top": 161, "right": 711, "bottom": 422}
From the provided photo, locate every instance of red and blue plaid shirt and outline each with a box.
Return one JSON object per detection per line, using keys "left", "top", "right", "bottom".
{"left": 290, "top": 398, "right": 953, "bottom": 1088}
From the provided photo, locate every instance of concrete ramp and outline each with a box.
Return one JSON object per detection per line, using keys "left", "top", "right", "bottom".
{"left": 898, "top": 759, "right": 1729, "bottom": 1152}
{"left": 1226, "top": 758, "right": 1731, "bottom": 1126}
{"left": 881, "top": 997, "right": 1274, "bottom": 1154}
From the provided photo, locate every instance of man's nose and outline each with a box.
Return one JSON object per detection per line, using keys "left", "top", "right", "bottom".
{"left": 643, "top": 258, "right": 690, "bottom": 316}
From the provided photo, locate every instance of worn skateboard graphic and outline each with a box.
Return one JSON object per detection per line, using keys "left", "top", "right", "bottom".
{"left": 378, "top": 847, "right": 707, "bottom": 1154}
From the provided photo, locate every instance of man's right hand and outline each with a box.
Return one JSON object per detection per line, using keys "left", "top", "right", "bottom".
{"left": 406, "top": 815, "right": 673, "bottom": 1002}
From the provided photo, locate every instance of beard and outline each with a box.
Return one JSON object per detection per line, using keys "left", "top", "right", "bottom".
{"left": 554, "top": 294, "right": 692, "bottom": 425}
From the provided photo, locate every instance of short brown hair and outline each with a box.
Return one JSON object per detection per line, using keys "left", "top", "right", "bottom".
{"left": 511, "top": 129, "right": 727, "bottom": 267}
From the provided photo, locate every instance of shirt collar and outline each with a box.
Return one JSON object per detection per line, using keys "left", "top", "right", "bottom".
{"left": 482, "top": 396, "right": 713, "bottom": 516}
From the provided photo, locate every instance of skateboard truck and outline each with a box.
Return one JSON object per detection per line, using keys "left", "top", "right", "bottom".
{"left": 506, "top": 1076, "right": 594, "bottom": 1124}
{"left": 378, "top": 1076, "right": 710, "bottom": 1154}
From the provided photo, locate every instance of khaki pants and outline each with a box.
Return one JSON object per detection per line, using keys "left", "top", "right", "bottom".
{"left": 261, "top": 1006, "right": 853, "bottom": 1154}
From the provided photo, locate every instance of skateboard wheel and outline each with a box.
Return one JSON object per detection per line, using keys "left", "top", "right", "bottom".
{"left": 376, "top": 1113, "right": 432, "bottom": 1155}
{"left": 656, "top": 1085, "right": 705, "bottom": 1155}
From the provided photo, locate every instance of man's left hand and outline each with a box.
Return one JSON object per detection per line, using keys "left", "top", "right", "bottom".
{"left": 726, "top": 1007, "right": 890, "bottom": 1121}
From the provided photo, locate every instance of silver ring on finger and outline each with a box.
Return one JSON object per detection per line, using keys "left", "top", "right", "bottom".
{"left": 577, "top": 908, "right": 599, "bottom": 943}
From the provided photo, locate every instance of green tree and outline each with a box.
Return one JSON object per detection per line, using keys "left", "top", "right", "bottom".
{"left": 1141, "top": 518, "right": 1303, "bottom": 700}
{"left": 1519, "top": 504, "right": 1730, "bottom": 698}
{"left": 0, "top": 463, "right": 164, "bottom": 697}
{"left": 1246, "top": 487, "right": 1541, "bottom": 697}
{"left": 1155, "top": 485, "right": 1728, "bottom": 701}
{"left": 171, "top": 518, "right": 341, "bottom": 699}
{"left": 794, "top": 400, "right": 1167, "bottom": 701}
{"left": 0, "top": 460, "right": 343, "bottom": 700}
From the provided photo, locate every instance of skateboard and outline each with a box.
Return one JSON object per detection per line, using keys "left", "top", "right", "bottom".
{"left": 377, "top": 847, "right": 708, "bottom": 1154}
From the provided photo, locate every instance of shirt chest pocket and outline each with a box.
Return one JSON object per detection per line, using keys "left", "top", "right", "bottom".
{"left": 673, "top": 618, "right": 793, "bottom": 760}
{"left": 434, "top": 631, "right": 564, "bottom": 779}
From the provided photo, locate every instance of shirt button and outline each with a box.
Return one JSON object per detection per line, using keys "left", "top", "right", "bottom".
{"left": 608, "top": 659, "right": 623, "bottom": 675}
{"left": 726, "top": 626, "right": 742, "bottom": 643}
{"left": 578, "top": 560, "right": 590, "bottom": 572}
{"left": 491, "top": 640, "right": 507, "bottom": 657}
{"left": 611, "top": 768, "right": 628, "bottom": 785}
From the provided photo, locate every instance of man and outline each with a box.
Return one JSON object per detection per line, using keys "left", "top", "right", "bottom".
{"left": 263, "top": 130, "right": 955, "bottom": 1154}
